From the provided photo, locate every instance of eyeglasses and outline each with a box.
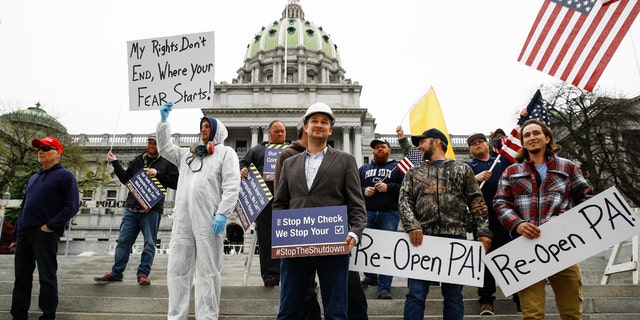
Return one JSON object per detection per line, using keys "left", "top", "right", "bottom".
{"left": 38, "top": 146, "right": 56, "bottom": 152}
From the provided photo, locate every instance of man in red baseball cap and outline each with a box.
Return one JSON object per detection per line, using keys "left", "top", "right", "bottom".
{"left": 11, "top": 135, "right": 79, "bottom": 320}
{"left": 31, "top": 135, "right": 64, "bottom": 154}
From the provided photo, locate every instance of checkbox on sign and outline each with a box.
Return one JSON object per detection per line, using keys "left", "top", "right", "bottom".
{"left": 335, "top": 225, "right": 344, "bottom": 234}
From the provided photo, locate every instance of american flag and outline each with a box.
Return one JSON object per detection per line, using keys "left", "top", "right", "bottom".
{"left": 499, "top": 90, "right": 549, "bottom": 163}
{"left": 517, "top": 89, "right": 549, "bottom": 126}
{"left": 397, "top": 147, "right": 423, "bottom": 175}
{"left": 518, "top": 0, "right": 640, "bottom": 92}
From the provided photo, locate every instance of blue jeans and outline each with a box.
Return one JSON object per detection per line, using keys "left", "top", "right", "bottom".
{"left": 112, "top": 209, "right": 161, "bottom": 278}
{"left": 12, "top": 229, "right": 59, "bottom": 320}
{"left": 363, "top": 209, "right": 399, "bottom": 295}
{"left": 404, "top": 279, "right": 464, "bottom": 320}
{"left": 278, "top": 254, "right": 350, "bottom": 320}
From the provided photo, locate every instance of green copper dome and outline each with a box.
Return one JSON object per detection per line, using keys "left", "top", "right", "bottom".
{"left": 1, "top": 102, "right": 67, "bottom": 134}
{"left": 244, "top": 3, "right": 340, "bottom": 63}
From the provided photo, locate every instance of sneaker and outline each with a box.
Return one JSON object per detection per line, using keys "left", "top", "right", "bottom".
{"left": 378, "top": 292, "right": 392, "bottom": 300}
{"left": 480, "top": 303, "right": 494, "bottom": 316}
{"left": 137, "top": 275, "right": 150, "bottom": 285}
{"left": 263, "top": 277, "right": 279, "bottom": 287}
{"left": 360, "top": 278, "right": 378, "bottom": 288}
{"left": 94, "top": 273, "right": 122, "bottom": 284}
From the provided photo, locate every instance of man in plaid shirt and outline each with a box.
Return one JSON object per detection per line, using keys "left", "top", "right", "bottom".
{"left": 494, "top": 119, "right": 594, "bottom": 320}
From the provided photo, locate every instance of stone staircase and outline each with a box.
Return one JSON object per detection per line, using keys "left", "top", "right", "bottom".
{"left": 1, "top": 245, "right": 639, "bottom": 319}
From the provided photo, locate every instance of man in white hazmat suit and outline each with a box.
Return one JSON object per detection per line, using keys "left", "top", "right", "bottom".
{"left": 156, "top": 102, "right": 240, "bottom": 320}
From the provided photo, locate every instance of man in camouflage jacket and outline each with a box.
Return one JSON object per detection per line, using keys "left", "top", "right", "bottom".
{"left": 398, "top": 128, "right": 492, "bottom": 320}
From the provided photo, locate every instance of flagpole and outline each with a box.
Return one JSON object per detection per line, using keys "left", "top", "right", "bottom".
{"left": 379, "top": 166, "right": 397, "bottom": 183}
{"left": 283, "top": 1, "right": 288, "bottom": 83}
{"left": 478, "top": 154, "right": 501, "bottom": 189}
{"left": 630, "top": 33, "right": 640, "bottom": 81}
{"left": 110, "top": 102, "right": 123, "bottom": 152}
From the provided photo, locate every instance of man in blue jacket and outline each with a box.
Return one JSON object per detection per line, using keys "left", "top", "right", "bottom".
{"left": 10, "top": 136, "right": 80, "bottom": 320}
{"left": 358, "top": 139, "right": 404, "bottom": 300}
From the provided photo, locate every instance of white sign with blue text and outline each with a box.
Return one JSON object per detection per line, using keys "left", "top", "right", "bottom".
{"left": 272, "top": 205, "right": 349, "bottom": 258}
{"left": 124, "top": 169, "right": 164, "bottom": 212}
{"left": 235, "top": 164, "right": 272, "bottom": 231}
{"left": 484, "top": 186, "right": 640, "bottom": 296}
{"left": 349, "top": 229, "right": 485, "bottom": 287}
{"left": 127, "top": 31, "right": 215, "bottom": 110}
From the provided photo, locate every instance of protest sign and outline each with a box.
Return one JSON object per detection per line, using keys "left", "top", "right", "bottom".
{"left": 485, "top": 186, "right": 640, "bottom": 296}
{"left": 127, "top": 31, "right": 215, "bottom": 110}
{"left": 262, "top": 144, "right": 287, "bottom": 182}
{"left": 272, "top": 206, "right": 349, "bottom": 258}
{"left": 235, "top": 164, "right": 272, "bottom": 231}
{"left": 124, "top": 168, "right": 165, "bottom": 212}
{"left": 350, "top": 229, "right": 485, "bottom": 287}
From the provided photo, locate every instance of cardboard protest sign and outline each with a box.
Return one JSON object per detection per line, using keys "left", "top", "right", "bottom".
{"left": 124, "top": 168, "right": 165, "bottom": 212}
{"left": 350, "top": 229, "right": 485, "bottom": 287}
{"left": 262, "top": 144, "right": 287, "bottom": 182}
{"left": 272, "top": 206, "right": 349, "bottom": 258}
{"left": 485, "top": 186, "right": 640, "bottom": 296}
{"left": 235, "top": 164, "right": 272, "bottom": 231}
{"left": 127, "top": 31, "right": 215, "bottom": 110}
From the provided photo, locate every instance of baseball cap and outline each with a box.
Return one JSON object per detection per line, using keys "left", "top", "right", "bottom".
{"left": 32, "top": 136, "right": 64, "bottom": 153}
{"left": 411, "top": 128, "right": 448, "bottom": 147}
{"left": 466, "top": 133, "right": 486, "bottom": 146}
{"left": 147, "top": 134, "right": 157, "bottom": 141}
{"left": 369, "top": 139, "right": 390, "bottom": 149}
{"left": 491, "top": 128, "right": 506, "bottom": 139}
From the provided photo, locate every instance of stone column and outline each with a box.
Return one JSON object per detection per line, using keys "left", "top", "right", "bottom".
{"left": 250, "top": 127, "right": 259, "bottom": 147}
{"left": 353, "top": 126, "right": 363, "bottom": 167}
{"left": 342, "top": 126, "right": 351, "bottom": 154}
{"left": 261, "top": 126, "right": 269, "bottom": 143}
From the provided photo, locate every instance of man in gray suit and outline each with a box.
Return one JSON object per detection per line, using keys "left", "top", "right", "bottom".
{"left": 273, "top": 102, "right": 367, "bottom": 320}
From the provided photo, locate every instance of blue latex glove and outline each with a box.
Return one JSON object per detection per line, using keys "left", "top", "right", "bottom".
{"left": 160, "top": 102, "right": 173, "bottom": 123}
{"left": 212, "top": 214, "right": 227, "bottom": 235}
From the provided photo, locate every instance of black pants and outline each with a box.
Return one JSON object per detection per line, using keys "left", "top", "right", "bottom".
{"left": 12, "top": 229, "right": 59, "bottom": 320}
{"left": 256, "top": 203, "right": 280, "bottom": 281}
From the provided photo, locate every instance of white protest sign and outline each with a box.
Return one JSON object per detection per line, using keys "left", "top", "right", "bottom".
{"left": 350, "top": 229, "right": 485, "bottom": 287}
{"left": 127, "top": 31, "right": 215, "bottom": 110}
{"left": 485, "top": 186, "right": 640, "bottom": 296}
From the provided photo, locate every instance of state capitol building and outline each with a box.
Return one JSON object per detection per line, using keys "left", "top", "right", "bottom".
{"left": 3, "top": 3, "right": 480, "bottom": 255}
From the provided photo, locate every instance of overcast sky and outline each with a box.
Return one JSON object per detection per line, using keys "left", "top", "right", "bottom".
{"left": 1, "top": 0, "right": 639, "bottom": 137}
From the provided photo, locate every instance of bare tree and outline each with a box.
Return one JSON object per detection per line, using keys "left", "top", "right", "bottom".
{"left": 543, "top": 83, "right": 640, "bottom": 206}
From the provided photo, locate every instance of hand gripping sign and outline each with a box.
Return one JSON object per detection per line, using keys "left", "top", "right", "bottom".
{"left": 124, "top": 168, "right": 165, "bottom": 212}
{"left": 234, "top": 164, "right": 273, "bottom": 231}
{"left": 484, "top": 186, "right": 640, "bottom": 296}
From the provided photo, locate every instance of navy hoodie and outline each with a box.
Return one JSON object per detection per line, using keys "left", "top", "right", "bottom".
{"left": 12, "top": 163, "right": 79, "bottom": 241}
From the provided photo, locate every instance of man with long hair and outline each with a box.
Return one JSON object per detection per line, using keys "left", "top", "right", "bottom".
{"left": 494, "top": 119, "right": 594, "bottom": 319}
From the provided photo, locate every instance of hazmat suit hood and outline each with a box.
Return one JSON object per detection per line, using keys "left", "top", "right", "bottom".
{"left": 200, "top": 116, "right": 228, "bottom": 145}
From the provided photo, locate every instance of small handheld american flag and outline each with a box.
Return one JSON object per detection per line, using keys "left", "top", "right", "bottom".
{"left": 396, "top": 147, "right": 423, "bottom": 175}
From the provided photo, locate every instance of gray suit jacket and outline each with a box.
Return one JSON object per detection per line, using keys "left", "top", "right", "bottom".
{"left": 273, "top": 147, "right": 367, "bottom": 241}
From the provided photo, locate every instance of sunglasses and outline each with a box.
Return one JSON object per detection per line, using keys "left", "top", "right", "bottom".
{"left": 38, "top": 146, "right": 56, "bottom": 152}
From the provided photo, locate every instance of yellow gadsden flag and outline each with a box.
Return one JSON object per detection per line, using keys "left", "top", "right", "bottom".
{"left": 409, "top": 87, "right": 456, "bottom": 159}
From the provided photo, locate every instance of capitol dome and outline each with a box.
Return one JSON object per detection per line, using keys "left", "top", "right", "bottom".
{"left": 236, "top": 2, "right": 346, "bottom": 85}
{"left": 1, "top": 102, "right": 67, "bottom": 134}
